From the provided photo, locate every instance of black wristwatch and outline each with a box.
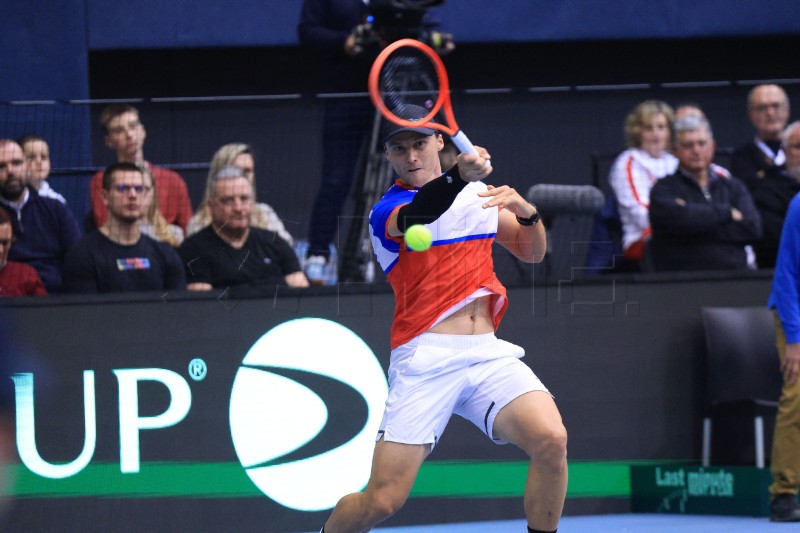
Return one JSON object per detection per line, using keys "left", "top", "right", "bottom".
{"left": 516, "top": 207, "right": 540, "bottom": 226}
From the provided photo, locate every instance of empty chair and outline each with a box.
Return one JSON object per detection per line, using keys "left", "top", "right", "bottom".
{"left": 701, "top": 306, "right": 784, "bottom": 468}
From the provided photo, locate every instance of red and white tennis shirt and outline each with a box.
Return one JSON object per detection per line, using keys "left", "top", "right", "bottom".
{"left": 369, "top": 179, "right": 508, "bottom": 349}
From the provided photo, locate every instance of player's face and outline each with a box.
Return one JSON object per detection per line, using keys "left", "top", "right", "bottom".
{"left": 104, "top": 170, "right": 148, "bottom": 223}
{"left": 640, "top": 113, "right": 670, "bottom": 158}
{"left": 748, "top": 85, "right": 789, "bottom": 141}
{"left": 105, "top": 111, "right": 146, "bottom": 160}
{"left": 674, "top": 128, "right": 715, "bottom": 176}
{"left": 385, "top": 132, "right": 444, "bottom": 188}
{"left": 233, "top": 153, "right": 255, "bottom": 184}
{"left": 0, "top": 142, "right": 29, "bottom": 202}
{"left": 22, "top": 140, "right": 51, "bottom": 187}
{"left": 210, "top": 177, "right": 252, "bottom": 230}
{"left": 0, "top": 223, "right": 12, "bottom": 267}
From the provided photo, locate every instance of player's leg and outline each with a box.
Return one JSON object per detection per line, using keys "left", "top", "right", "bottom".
{"left": 324, "top": 437, "right": 429, "bottom": 533}
{"left": 492, "top": 391, "right": 567, "bottom": 532}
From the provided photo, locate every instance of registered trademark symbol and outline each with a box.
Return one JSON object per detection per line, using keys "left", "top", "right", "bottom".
{"left": 188, "top": 358, "right": 207, "bottom": 381}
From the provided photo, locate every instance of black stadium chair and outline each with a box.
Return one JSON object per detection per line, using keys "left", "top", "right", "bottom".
{"left": 700, "top": 306, "right": 784, "bottom": 468}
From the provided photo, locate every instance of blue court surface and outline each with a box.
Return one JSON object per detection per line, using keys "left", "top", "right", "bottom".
{"left": 305, "top": 514, "right": 785, "bottom": 532}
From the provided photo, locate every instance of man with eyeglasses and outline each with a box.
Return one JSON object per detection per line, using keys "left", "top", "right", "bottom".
{"left": 88, "top": 104, "right": 193, "bottom": 233}
{"left": 62, "top": 162, "right": 186, "bottom": 293}
{"left": 0, "top": 139, "right": 80, "bottom": 292}
{"left": 732, "top": 84, "right": 795, "bottom": 268}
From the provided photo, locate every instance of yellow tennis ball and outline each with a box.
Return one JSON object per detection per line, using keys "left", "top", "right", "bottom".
{"left": 404, "top": 224, "right": 433, "bottom": 251}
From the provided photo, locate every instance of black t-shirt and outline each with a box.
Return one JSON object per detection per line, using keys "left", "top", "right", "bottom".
{"left": 178, "top": 226, "right": 301, "bottom": 290}
{"left": 62, "top": 230, "right": 186, "bottom": 293}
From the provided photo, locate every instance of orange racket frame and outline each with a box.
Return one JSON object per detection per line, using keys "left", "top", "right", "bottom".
{"left": 368, "top": 38, "right": 478, "bottom": 154}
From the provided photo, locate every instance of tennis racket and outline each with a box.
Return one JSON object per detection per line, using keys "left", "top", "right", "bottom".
{"left": 369, "top": 38, "right": 478, "bottom": 156}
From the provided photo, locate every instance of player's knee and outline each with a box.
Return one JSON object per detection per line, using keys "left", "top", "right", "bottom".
{"left": 369, "top": 489, "right": 407, "bottom": 521}
{"left": 532, "top": 424, "right": 568, "bottom": 468}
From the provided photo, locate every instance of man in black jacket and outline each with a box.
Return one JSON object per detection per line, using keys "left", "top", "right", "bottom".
{"left": 649, "top": 115, "right": 762, "bottom": 271}
{"left": 732, "top": 84, "right": 795, "bottom": 268}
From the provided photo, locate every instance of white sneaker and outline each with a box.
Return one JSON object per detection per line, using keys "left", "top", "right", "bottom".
{"left": 305, "top": 255, "right": 327, "bottom": 285}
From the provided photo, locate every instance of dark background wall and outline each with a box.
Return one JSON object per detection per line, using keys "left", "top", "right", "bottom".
{"left": 0, "top": 272, "right": 774, "bottom": 530}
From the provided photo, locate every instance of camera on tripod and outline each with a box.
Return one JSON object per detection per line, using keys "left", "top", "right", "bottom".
{"left": 354, "top": 0, "right": 451, "bottom": 52}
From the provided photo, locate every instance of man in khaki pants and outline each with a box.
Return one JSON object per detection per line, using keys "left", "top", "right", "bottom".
{"left": 768, "top": 190, "right": 800, "bottom": 522}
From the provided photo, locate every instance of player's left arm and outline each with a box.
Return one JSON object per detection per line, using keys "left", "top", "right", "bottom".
{"left": 480, "top": 185, "right": 546, "bottom": 263}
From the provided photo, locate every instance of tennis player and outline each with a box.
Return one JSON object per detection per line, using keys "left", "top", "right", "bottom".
{"left": 320, "top": 106, "right": 566, "bottom": 533}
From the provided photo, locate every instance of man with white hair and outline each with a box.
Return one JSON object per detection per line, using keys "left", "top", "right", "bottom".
{"left": 649, "top": 115, "right": 762, "bottom": 271}
{"left": 178, "top": 165, "right": 308, "bottom": 292}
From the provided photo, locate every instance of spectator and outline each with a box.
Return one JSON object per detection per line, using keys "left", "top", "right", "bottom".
{"left": 179, "top": 166, "right": 308, "bottom": 292}
{"left": 17, "top": 135, "right": 66, "bottom": 204}
{"left": 674, "top": 102, "right": 705, "bottom": 121}
{"left": 649, "top": 116, "right": 762, "bottom": 271}
{"left": 0, "top": 209, "right": 46, "bottom": 297}
{"left": 186, "top": 143, "right": 293, "bottom": 245}
{"left": 0, "top": 139, "right": 80, "bottom": 292}
{"left": 62, "top": 162, "right": 186, "bottom": 293}
{"left": 745, "top": 120, "right": 800, "bottom": 269}
{"left": 298, "top": 0, "right": 450, "bottom": 283}
{"left": 138, "top": 165, "right": 184, "bottom": 248}
{"left": 732, "top": 84, "right": 790, "bottom": 184}
{"left": 608, "top": 100, "right": 677, "bottom": 262}
{"left": 88, "top": 104, "right": 192, "bottom": 232}
{"left": 786, "top": 121, "right": 800, "bottom": 180}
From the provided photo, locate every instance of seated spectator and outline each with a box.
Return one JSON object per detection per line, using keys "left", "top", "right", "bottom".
{"left": 0, "top": 209, "right": 46, "bottom": 297}
{"left": 138, "top": 165, "right": 184, "bottom": 247}
{"left": 786, "top": 121, "right": 800, "bottom": 180}
{"left": 732, "top": 84, "right": 790, "bottom": 184}
{"left": 0, "top": 139, "right": 80, "bottom": 292}
{"left": 62, "top": 162, "right": 186, "bottom": 293}
{"left": 17, "top": 135, "right": 66, "bottom": 204}
{"left": 88, "top": 104, "right": 192, "bottom": 232}
{"left": 742, "top": 120, "right": 800, "bottom": 269}
{"left": 179, "top": 165, "right": 308, "bottom": 292}
{"left": 674, "top": 102, "right": 705, "bottom": 121}
{"left": 186, "top": 143, "right": 294, "bottom": 245}
{"left": 649, "top": 116, "right": 762, "bottom": 271}
{"left": 608, "top": 100, "right": 677, "bottom": 262}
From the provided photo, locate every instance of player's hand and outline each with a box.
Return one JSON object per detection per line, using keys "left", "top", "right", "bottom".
{"left": 784, "top": 343, "right": 800, "bottom": 385}
{"left": 478, "top": 185, "right": 534, "bottom": 217}
{"left": 457, "top": 146, "right": 492, "bottom": 182}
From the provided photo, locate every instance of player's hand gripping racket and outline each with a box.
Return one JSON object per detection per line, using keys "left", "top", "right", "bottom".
{"left": 369, "top": 38, "right": 482, "bottom": 158}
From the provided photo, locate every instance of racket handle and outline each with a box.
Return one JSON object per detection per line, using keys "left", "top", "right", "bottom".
{"left": 451, "top": 130, "right": 491, "bottom": 170}
{"left": 450, "top": 130, "right": 477, "bottom": 155}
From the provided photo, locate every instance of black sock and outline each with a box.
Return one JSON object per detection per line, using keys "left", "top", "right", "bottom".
{"left": 528, "top": 527, "right": 556, "bottom": 533}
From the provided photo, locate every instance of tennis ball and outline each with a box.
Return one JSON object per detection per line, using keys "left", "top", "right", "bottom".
{"left": 404, "top": 224, "right": 433, "bottom": 251}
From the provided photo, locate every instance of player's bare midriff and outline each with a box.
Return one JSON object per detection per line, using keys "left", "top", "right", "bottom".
{"left": 428, "top": 295, "right": 494, "bottom": 335}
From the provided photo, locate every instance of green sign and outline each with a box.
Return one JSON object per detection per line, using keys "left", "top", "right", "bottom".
{"left": 631, "top": 464, "right": 771, "bottom": 516}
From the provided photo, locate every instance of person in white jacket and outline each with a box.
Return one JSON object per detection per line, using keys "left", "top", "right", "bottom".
{"left": 608, "top": 100, "right": 677, "bottom": 261}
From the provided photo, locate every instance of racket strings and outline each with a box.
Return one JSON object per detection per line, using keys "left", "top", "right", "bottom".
{"left": 378, "top": 49, "right": 441, "bottom": 121}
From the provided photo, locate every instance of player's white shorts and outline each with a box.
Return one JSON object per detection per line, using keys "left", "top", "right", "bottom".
{"left": 376, "top": 331, "right": 550, "bottom": 450}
